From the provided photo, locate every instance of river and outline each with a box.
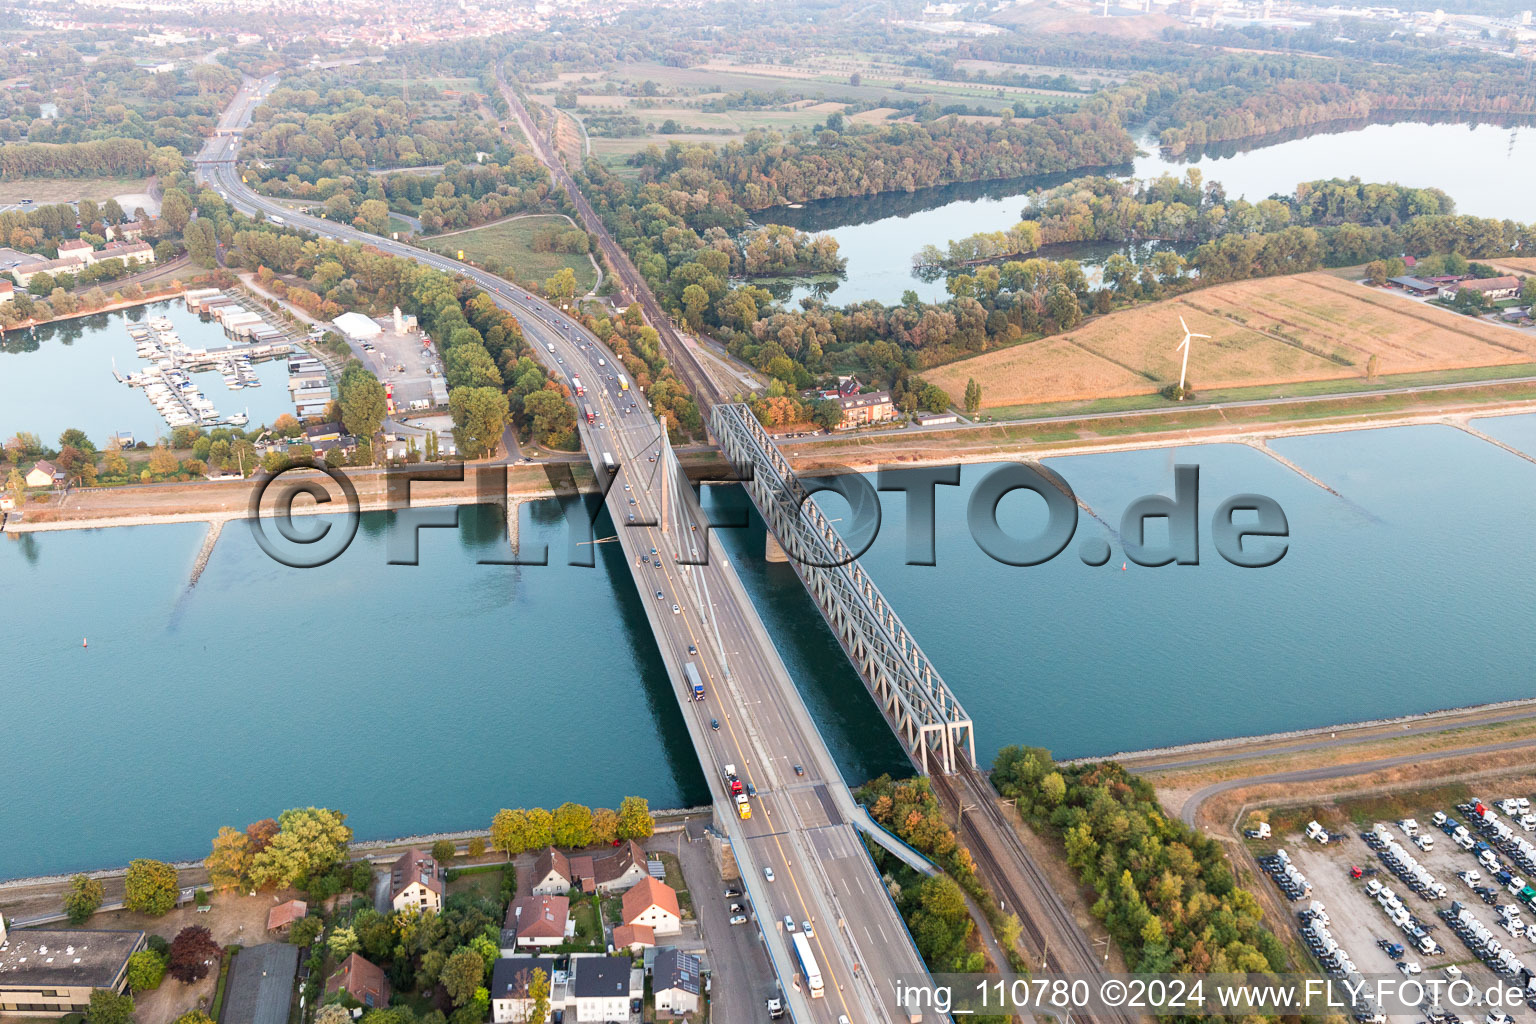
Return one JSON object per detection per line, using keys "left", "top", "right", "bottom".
{"left": 7, "top": 420, "right": 1536, "bottom": 879}
{"left": 0, "top": 299, "right": 295, "bottom": 446}
{"left": 757, "top": 120, "right": 1536, "bottom": 305}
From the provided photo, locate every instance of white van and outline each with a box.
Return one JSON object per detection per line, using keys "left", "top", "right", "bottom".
{"left": 1306, "top": 821, "right": 1329, "bottom": 844}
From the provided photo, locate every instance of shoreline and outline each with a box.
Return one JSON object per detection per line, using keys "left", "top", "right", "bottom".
{"left": 0, "top": 805, "right": 712, "bottom": 890}
{"left": 1071, "top": 695, "right": 1536, "bottom": 767}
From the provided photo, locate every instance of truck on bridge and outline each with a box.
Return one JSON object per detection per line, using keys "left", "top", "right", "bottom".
{"left": 724, "top": 763, "right": 742, "bottom": 795}
{"left": 618, "top": 373, "right": 630, "bottom": 392}
{"left": 791, "top": 932, "right": 824, "bottom": 999}
{"left": 572, "top": 375, "right": 584, "bottom": 396}
{"left": 583, "top": 403, "right": 595, "bottom": 424}
{"left": 684, "top": 661, "right": 704, "bottom": 701}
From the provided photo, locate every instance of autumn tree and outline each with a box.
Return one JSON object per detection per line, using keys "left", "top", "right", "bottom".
{"left": 205, "top": 826, "right": 252, "bottom": 889}
{"left": 592, "top": 808, "right": 620, "bottom": 846}
{"left": 64, "top": 874, "right": 105, "bottom": 923}
{"left": 442, "top": 948, "right": 485, "bottom": 1007}
{"left": 247, "top": 807, "right": 352, "bottom": 889}
{"left": 616, "top": 796, "right": 654, "bottom": 840}
{"left": 167, "top": 925, "right": 221, "bottom": 983}
{"left": 551, "top": 803, "right": 595, "bottom": 849}
{"left": 86, "top": 988, "right": 135, "bottom": 1024}
{"left": 124, "top": 859, "right": 178, "bottom": 916}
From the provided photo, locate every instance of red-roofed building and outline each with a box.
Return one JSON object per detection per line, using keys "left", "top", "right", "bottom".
{"left": 266, "top": 900, "right": 308, "bottom": 935}
{"left": 611, "top": 923, "right": 655, "bottom": 953}
{"left": 620, "top": 877, "right": 680, "bottom": 936}
{"left": 325, "top": 953, "right": 390, "bottom": 1009}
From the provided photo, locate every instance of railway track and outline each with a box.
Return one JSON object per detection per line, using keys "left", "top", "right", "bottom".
{"left": 497, "top": 72, "right": 724, "bottom": 410}
{"left": 931, "top": 767, "right": 1143, "bottom": 1024}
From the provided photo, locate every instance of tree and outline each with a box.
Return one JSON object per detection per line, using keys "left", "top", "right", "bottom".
{"left": 544, "top": 266, "right": 577, "bottom": 306}
{"left": 1366, "top": 354, "right": 1380, "bottom": 381}
{"left": 432, "top": 839, "right": 457, "bottom": 864}
{"left": 445, "top": 343, "right": 502, "bottom": 390}
{"left": 551, "top": 803, "right": 595, "bottom": 849}
{"left": 528, "top": 968, "right": 550, "bottom": 1024}
{"left": 616, "top": 796, "right": 654, "bottom": 840}
{"left": 172, "top": 1013, "right": 215, "bottom": 1024}
{"left": 289, "top": 915, "right": 323, "bottom": 947}
{"left": 64, "top": 874, "right": 105, "bottom": 923}
{"left": 59, "top": 427, "right": 96, "bottom": 453}
{"left": 160, "top": 188, "right": 192, "bottom": 233}
{"left": 147, "top": 445, "right": 179, "bottom": 477}
{"left": 6, "top": 466, "right": 26, "bottom": 503}
{"left": 338, "top": 364, "right": 387, "bottom": 443}
{"left": 246, "top": 818, "right": 279, "bottom": 853}
{"left": 314, "top": 1005, "right": 352, "bottom": 1024}
{"left": 467, "top": 837, "right": 486, "bottom": 858}
{"left": 441, "top": 947, "right": 484, "bottom": 1007}
{"left": 248, "top": 807, "right": 353, "bottom": 889}
{"left": 591, "top": 808, "right": 619, "bottom": 847}
{"left": 186, "top": 219, "right": 218, "bottom": 268}
{"left": 124, "top": 859, "right": 178, "bottom": 916}
{"left": 963, "top": 378, "right": 981, "bottom": 415}
{"left": 328, "top": 926, "right": 359, "bottom": 959}
{"left": 87, "top": 988, "right": 135, "bottom": 1024}
{"left": 167, "top": 925, "right": 221, "bottom": 983}
{"left": 126, "top": 950, "right": 167, "bottom": 991}
{"left": 448, "top": 386, "right": 510, "bottom": 459}
{"left": 205, "top": 826, "right": 252, "bottom": 889}
{"left": 1364, "top": 259, "right": 1388, "bottom": 286}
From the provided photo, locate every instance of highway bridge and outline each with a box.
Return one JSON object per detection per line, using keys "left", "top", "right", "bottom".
{"left": 197, "top": 76, "right": 943, "bottom": 1024}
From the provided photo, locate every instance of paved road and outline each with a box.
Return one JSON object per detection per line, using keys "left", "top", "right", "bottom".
{"left": 1178, "top": 736, "right": 1536, "bottom": 827}
{"left": 199, "top": 74, "right": 937, "bottom": 1024}
{"left": 781, "top": 372, "right": 1536, "bottom": 450}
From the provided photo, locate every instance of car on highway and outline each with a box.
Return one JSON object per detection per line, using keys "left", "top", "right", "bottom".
{"left": 710, "top": 719, "right": 719, "bottom": 730}
{"left": 672, "top": 604, "right": 680, "bottom": 614}
{"left": 653, "top": 559, "right": 660, "bottom": 567}
{"left": 794, "top": 764, "right": 804, "bottom": 776}
{"left": 688, "top": 644, "right": 697, "bottom": 655}
{"left": 803, "top": 921, "right": 814, "bottom": 937}
{"left": 763, "top": 867, "right": 774, "bottom": 882}
{"left": 656, "top": 590, "right": 664, "bottom": 599}
{"left": 783, "top": 916, "right": 795, "bottom": 932}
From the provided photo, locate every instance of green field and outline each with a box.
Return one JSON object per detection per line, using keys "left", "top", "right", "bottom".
{"left": 422, "top": 215, "right": 597, "bottom": 292}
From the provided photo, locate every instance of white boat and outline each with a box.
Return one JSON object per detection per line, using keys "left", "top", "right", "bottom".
{"left": 227, "top": 408, "right": 249, "bottom": 426}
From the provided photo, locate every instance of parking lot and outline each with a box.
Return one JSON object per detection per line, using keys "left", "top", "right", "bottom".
{"left": 348, "top": 324, "right": 443, "bottom": 411}
{"left": 1258, "top": 790, "right": 1536, "bottom": 1021}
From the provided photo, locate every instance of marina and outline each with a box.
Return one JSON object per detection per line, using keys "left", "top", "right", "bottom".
{"left": 1, "top": 298, "right": 299, "bottom": 443}
{"left": 110, "top": 292, "right": 299, "bottom": 430}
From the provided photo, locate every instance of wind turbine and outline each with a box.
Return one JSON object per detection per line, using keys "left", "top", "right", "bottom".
{"left": 1175, "top": 315, "right": 1209, "bottom": 398}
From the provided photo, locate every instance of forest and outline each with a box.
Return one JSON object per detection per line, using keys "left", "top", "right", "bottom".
{"left": 992, "top": 747, "right": 1288, "bottom": 991}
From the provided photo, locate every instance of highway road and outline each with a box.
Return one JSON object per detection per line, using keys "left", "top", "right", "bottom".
{"left": 198, "top": 76, "right": 938, "bottom": 1024}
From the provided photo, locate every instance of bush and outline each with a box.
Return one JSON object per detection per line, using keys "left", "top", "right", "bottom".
{"left": 126, "top": 949, "right": 167, "bottom": 992}
{"left": 64, "top": 874, "right": 104, "bottom": 924}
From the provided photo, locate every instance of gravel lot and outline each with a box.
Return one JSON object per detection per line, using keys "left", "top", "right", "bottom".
{"left": 1272, "top": 791, "right": 1536, "bottom": 1017}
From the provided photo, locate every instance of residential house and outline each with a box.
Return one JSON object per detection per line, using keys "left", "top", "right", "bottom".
{"left": 221, "top": 943, "right": 299, "bottom": 1024}
{"left": 610, "top": 924, "right": 654, "bottom": 954}
{"left": 0, "top": 279, "right": 14, "bottom": 305}
{"left": 502, "top": 894, "right": 569, "bottom": 952}
{"left": 621, "top": 877, "right": 681, "bottom": 936}
{"left": 266, "top": 900, "right": 307, "bottom": 935}
{"left": 836, "top": 390, "right": 895, "bottom": 429}
{"left": 1443, "top": 276, "right": 1523, "bottom": 301}
{"left": 101, "top": 240, "right": 156, "bottom": 267}
{"left": 56, "top": 239, "right": 95, "bottom": 265}
{"left": 324, "top": 953, "right": 390, "bottom": 1009}
{"left": 570, "top": 956, "right": 634, "bottom": 1023}
{"left": 651, "top": 947, "right": 701, "bottom": 1016}
{"left": 388, "top": 848, "right": 444, "bottom": 914}
{"left": 593, "top": 840, "right": 649, "bottom": 894}
{"left": 0, "top": 919, "right": 146, "bottom": 1017}
{"left": 531, "top": 847, "right": 573, "bottom": 895}
{"left": 489, "top": 956, "right": 553, "bottom": 1024}
{"left": 530, "top": 841, "right": 647, "bottom": 896}
{"left": 25, "top": 460, "right": 62, "bottom": 489}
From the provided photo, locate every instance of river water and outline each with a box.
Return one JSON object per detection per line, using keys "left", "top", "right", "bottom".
{"left": 0, "top": 299, "right": 294, "bottom": 447}
{"left": 8, "top": 421, "right": 1536, "bottom": 879}
{"left": 758, "top": 120, "right": 1536, "bottom": 305}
